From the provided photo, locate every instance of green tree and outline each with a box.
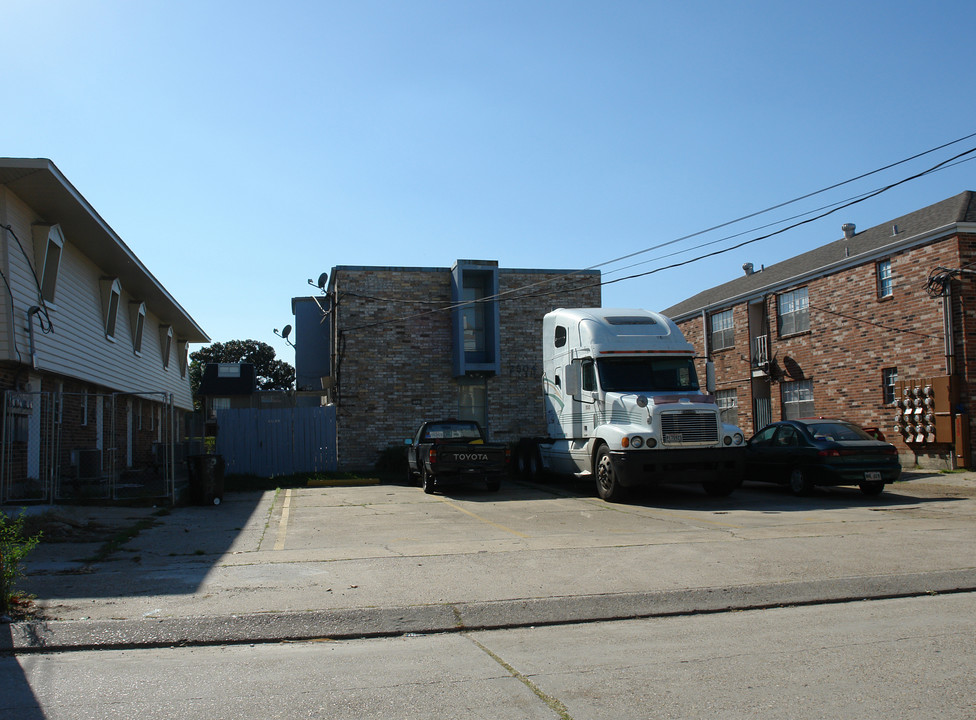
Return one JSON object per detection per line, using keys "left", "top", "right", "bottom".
{"left": 189, "top": 339, "right": 295, "bottom": 398}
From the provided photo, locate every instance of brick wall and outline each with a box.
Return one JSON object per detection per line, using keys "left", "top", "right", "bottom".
{"left": 333, "top": 266, "right": 600, "bottom": 469}
{"left": 676, "top": 233, "right": 975, "bottom": 468}
{"left": 1, "top": 364, "right": 178, "bottom": 497}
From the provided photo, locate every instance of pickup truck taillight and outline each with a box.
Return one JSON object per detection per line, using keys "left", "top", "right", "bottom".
{"left": 505, "top": 447, "right": 511, "bottom": 464}
{"left": 428, "top": 447, "right": 437, "bottom": 464}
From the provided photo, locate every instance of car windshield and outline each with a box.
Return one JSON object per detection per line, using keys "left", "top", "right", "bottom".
{"left": 424, "top": 422, "right": 483, "bottom": 441}
{"left": 806, "top": 422, "right": 872, "bottom": 442}
{"left": 596, "top": 357, "right": 699, "bottom": 393}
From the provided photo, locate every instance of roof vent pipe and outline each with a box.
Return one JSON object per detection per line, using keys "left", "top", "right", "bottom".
{"left": 742, "top": 262, "right": 755, "bottom": 276}
{"left": 842, "top": 223, "right": 856, "bottom": 239}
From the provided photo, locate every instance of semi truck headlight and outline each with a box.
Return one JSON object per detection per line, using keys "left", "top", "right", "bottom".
{"left": 724, "top": 436, "right": 732, "bottom": 446}
{"left": 646, "top": 437, "right": 657, "bottom": 448}
{"left": 631, "top": 436, "right": 644, "bottom": 449}
{"left": 734, "top": 433, "right": 743, "bottom": 446}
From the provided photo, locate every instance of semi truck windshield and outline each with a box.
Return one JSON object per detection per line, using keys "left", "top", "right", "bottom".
{"left": 596, "top": 357, "right": 699, "bottom": 392}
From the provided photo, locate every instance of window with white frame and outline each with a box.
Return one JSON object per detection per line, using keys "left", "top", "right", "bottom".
{"left": 159, "top": 325, "right": 173, "bottom": 369}
{"left": 100, "top": 278, "right": 121, "bottom": 339}
{"left": 715, "top": 388, "right": 738, "bottom": 425}
{"left": 877, "top": 259, "right": 893, "bottom": 298}
{"left": 32, "top": 224, "right": 65, "bottom": 304}
{"left": 883, "top": 367, "right": 898, "bottom": 405}
{"left": 130, "top": 302, "right": 146, "bottom": 354}
{"left": 782, "top": 379, "right": 814, "bottom": 420}
{"left": 177, "top": 339, "right": 189, "bottom": 378}
{"left": 777, "top": 287, "right": 809, "bottom": 336}
{"left": 710, "top": 309, "right": 734, "bottom": 351}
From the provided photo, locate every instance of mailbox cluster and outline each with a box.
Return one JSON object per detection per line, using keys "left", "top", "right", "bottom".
{"left": 892, "top": 376, "right": 955, "bottom": 444}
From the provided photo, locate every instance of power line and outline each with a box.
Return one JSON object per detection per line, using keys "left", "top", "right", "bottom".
{"left": 338, "top": 136, "right": 976, "bottom": 333}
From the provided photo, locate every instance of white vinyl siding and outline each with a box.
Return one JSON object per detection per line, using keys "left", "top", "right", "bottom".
{"left": 0, "top": 190, "right": 195, "bottom": 409}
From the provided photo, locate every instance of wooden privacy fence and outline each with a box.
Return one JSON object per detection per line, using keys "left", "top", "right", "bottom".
{"left": 215, "top": 405, "right": 337, "bottom": 477}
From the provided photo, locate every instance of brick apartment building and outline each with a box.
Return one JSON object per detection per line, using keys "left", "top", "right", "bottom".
{"left": 664, "top": 191, "right": 976, "bottom": 469}
{"left": 295, "top": 260, "right": 601, "bottom": 470}
{"left": 0, "top": 158, "right": 208, "bottom": 503}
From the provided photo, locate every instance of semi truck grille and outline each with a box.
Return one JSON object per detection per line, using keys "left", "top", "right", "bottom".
{"left": 660, "top": 411, "right": 719, "bottom": 445}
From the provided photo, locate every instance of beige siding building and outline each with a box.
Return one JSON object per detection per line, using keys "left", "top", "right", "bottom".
{"left": 0, "top": 158, "right": 209, "bottom": 502}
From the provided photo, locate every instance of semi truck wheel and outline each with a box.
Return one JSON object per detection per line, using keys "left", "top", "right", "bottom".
{"left": 595, "top": 444, "right": 627, "bottom": 502}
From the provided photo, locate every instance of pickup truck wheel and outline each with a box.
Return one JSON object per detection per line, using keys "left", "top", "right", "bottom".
{"left": 421, "top": 468, "right": 436, "bottom": 494}
{"left": 595, "top": 445, "right": 627, "bottom": 502}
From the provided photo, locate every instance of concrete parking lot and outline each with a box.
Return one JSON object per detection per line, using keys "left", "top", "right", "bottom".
{"left": 8, "top": 470, "right": 975, "bottom": 651}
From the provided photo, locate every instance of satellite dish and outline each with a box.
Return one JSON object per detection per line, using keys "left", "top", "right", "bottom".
{"left": 281, "top": 325, "right": 292, "bottom": 339}
{"left": 316, "top": 272, "right": 328, "bottom": 290}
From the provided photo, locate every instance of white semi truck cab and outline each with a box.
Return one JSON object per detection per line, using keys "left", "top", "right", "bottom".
{"left": 519, "top": 308, "right": 744, "bottom": 501}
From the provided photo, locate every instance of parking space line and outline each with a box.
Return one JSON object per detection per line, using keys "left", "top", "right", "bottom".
{"left": 274, "top": 489, "right": 292, "bottom": 551}
{"left": 437, "top": 497, "right": 530, "bottom": 538}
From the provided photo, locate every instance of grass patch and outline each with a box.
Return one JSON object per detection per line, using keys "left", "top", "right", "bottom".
{"left": 82, "top": 509, "right": 169, "bottom": 564}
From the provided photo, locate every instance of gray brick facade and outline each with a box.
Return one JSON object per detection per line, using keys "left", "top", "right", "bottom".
{"left": 326, "top": 262, "right": 600, "bottom": 470}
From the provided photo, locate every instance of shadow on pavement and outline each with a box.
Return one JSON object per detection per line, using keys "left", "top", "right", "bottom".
{"left": 0, "top": 626, "right": 45, "bottom": 717}
{"left": 438, "top": 471, "right": 968, "bottom": 513}
{"left": 19, "top": 491, "right": 270, "bottom": 604}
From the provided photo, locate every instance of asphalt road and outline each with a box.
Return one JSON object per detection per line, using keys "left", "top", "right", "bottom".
{"left": 4, "top": 592, "right": 974, "bottom": 719}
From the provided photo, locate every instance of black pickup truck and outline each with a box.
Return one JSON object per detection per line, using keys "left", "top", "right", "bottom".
{"left": 406, "top": 419, "right": 510, "bottom": 494}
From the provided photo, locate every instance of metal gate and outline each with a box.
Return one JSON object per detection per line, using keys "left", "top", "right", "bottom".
{"left": 0, "top": 390, "right": 57, "bottom": 503}
{"left": 216, "top": 405, "right": 337, "bottom": 477}
{"left": 753, "top": 396, "right": 772, "bottom": 433}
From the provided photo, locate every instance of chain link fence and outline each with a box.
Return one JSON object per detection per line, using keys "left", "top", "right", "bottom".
{"left": 1, "top": 390, "right": 185, "bottom": 504}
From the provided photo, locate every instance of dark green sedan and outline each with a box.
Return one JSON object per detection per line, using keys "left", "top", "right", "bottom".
{"left": 744, "top": 419, "right": 902, "bottom": 496}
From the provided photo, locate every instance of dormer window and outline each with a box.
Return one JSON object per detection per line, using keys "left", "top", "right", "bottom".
{"left": 159, "top": 325, "right": 173, "bottom": 369}
{"left": 130, "top": 302, "right": 146, "bottom": 354}
{"left": 32, "top": 224, "right": 64, "bottom": 305}
{"left": 100, "top": 278, "right": 121, "bottom": 340}
{"left": 177, "top": 338, "right": 188, "bottom": 378}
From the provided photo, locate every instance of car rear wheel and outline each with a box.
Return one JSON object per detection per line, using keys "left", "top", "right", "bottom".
{"left": 859, "top": 481, "right": 885, "bottom": 496}
{"left": 595, "top": 445, "right": 627, "bottom": 502}
{"left": 789, "top": 467, "right": 814, "bottom": 496}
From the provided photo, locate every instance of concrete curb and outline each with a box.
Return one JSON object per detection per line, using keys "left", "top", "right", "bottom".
{"left": 4, "top": 569, "right": 975, "bottom": 654}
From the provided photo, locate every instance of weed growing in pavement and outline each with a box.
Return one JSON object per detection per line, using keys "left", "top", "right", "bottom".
{"left": 0, "top": 509, "right": 43, "bottom": 618}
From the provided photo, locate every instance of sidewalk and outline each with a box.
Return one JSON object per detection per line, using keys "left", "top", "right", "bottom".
{"left": 4, "top": 472, "right": 976, "bottom": 652}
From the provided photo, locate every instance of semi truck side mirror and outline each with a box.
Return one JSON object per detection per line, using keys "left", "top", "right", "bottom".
{"left": 705, "top": 361, "right": 716, "bottom": 394}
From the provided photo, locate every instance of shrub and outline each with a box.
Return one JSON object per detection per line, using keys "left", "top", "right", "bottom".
{"left": 0, "top": 509, "right": 43, "bottom": 617}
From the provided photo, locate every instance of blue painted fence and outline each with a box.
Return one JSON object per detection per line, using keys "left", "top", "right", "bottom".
{"left": 215, "top": 405, "right": 337, "bottom": 477}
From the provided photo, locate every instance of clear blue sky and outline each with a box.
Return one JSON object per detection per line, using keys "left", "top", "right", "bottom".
{"left": 3, "top": 1, "right": 974, "bottom": 364}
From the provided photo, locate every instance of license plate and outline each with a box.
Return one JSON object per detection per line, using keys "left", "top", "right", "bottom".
{"left": 665, "top": 433, "right": 683, "bottom": 443}
{"left": 864, "top": 471, "right": 882, "bottom": 482}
